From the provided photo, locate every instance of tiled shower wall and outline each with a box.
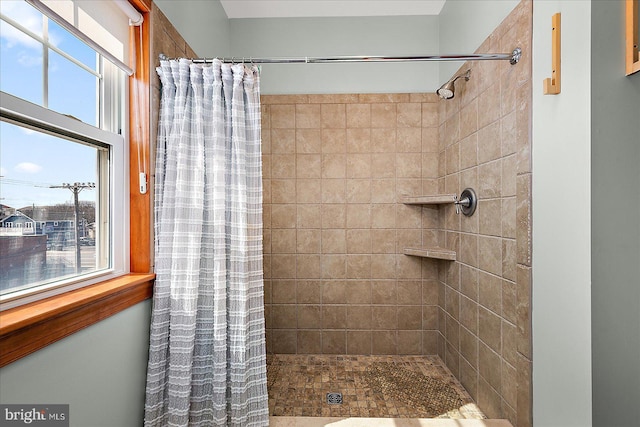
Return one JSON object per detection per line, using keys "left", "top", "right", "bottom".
{"left": 262, "top": 93, "right": 443, "bottom": 356}
{"left": 436, "top": 1, "right": 532, "bottom": 426}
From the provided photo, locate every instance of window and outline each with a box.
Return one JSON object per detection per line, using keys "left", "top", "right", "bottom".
{"left": 0, "top": 0, "right": 130, "bottom": 307}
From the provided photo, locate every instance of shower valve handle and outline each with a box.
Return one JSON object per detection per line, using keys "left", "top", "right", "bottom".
{"left": 454, "top": 196, "right": 470, "bottom": 215}
{"left": 454, "top": 188, "right": 478, "bottom": 217}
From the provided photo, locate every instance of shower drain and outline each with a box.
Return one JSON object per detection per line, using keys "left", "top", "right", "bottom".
{"left": 326, "top": 392, "right": 343, "bottom": 404}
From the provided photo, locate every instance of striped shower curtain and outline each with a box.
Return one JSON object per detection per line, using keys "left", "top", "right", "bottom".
{"left": 144, "top": 59, "right": 268, "bottom": 427}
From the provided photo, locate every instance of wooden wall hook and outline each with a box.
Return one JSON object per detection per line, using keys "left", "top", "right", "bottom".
{"left": 543, "top": 13, "right": 561, "bottom": 95}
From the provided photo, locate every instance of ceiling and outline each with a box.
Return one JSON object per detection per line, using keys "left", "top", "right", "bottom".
{"left": 219, "top": 0, "right": 447, "bottom": 19}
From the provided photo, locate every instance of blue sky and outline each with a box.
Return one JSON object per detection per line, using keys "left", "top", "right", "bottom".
{"left": 1, "top": 0, "right": 100, "bottom": 209}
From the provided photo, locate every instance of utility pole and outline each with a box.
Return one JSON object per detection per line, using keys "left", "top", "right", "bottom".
{"left": 50, "top": 182, "right": 95, "bottom": 273}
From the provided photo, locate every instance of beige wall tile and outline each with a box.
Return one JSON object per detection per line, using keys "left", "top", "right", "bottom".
{"left": 372, "top": 305, "right": 397, "bottom": 329}
{"left": 296, "top": 129, "right": 322, "bottom": 153}
{"left": 346, "top": 179, "right": 372, "bottom": 203}
{"left": 347, "top": 331, "right": 372, "bottom": 354}
{"left": 477, "top": 121, "right": 502, "bottom": 165}
{"left": 295, "top": 104, "right": 321, "bottom": 129}
{"left": 296, "top": 254, "right": 321, "bottom": 279}
{"left": 371, "top": 128, "right": 397, "bottom": 153}
{"left": 322, "top": 280, "right": 346, "bottom": 304}
{"left": 321, "top": 104, "right": 346, "bottom": 129}
{"left": 271, "top": 330, "right": 296, "bottom": 353}
{"left": 371, "top": 103, "right": 396, "bottom": 128}
{"left": 397, "top": 330, "right": 422, "bottom": 354}
{"left": 322, "top": 305, "right": 347, "bottom": 329}
{"left": 346, "top": 229, "right": 372, "bottom": 254}
{"left": 296, "top": 154, "right": 321, "bottom": 179}
{"left": 371, "top": 254, "right": 397, "bottom": 279}
{"left": 346, "top": 128, "right": 371, "bottom": 152}
{"left": 397, "top": 103, "right": 422, "bottom": 127}
{"left": 397, "top": 128, "right": 422, "bottom": 153}
{"left": 297, "top": 229, "right": 321, "bottom": 254}
{"left": 346, "top": 305, "right": 372, "bottom": 329}
{"left": 297, "top": 305, "right": 321, "bottom": 329}
{"left": 271, "top": 180, "right": 296, "bottom": 204}
{"left": 272, "top": 229, "right": 296, "bottom": 253}
{"left": 371, "top": 229, "right": 396, "bottom": 254}
{"left": 296, "top": 204, "right": 321, "bottom": 228}
{"left": 372, "top": 330, "right": 397, "bottom": 354}
{"left": 345, "top": 281, "right": 372, "bottom": 304}
{"left": 321, "top": 179, "right": 346, "bottom": 204}
{"left": 272, "top": 304, "right": 297, "bottom": 329}
{"left": 346, "top": 204, "right": 371, "bottom": 229}
{"left": 479, "top": 271, "right": 502, "bottom": 314}
{"left": 346, "top": 254, "right": 371, "bottom": 279}
{"left": 322, "top": 330, "right": 346, "bottom": 354}
{"left": 479, "top": 306, "right": 502, "bottom": 354}
{"left": 321, "top": 204, "right": 346, "bottom": 228}
{"left": 321, "top": 129, "right": 346, "bottom": 153}
{"left": 460, "top": 326, "right": 478, "bottom": 368}
{"left": 478, "top": 199, "right": 502, "bottom": 237}
{"left": 297, "top": 330, "right": 322, "bottom": 354}
{"left": 347, "top": 153, "right": 372, "bottom": 178}
{"left": 321, "top": 154, "right": 346, "bottom": 178}
{"left": 478, "top": 82, "right": 501, "bottom": 129}
{"left": 479, "top": 341, "right": 502, "bottom": 393}
{"left": 321, "top": 255, "right": 346, "bottom": 279}
{"left": 346, "top": 104, "right": 371, "bottom": 128}
{"left": 297, "top": 280, "right": 321, "bottom": 304}
{"left": 271, "top": 104, "right": 295, "bottom": 129}
{"left": 398, "top": 306, "right": 422, "bottom": 330}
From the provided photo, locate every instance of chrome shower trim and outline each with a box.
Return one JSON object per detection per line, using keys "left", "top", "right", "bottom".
{"left": 510, "top": 47, "right": 522, "bottom": 65}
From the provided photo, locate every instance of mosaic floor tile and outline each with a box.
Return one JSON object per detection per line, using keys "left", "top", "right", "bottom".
{"left": 267, "top": 355, "right": 485, "bottom": 419}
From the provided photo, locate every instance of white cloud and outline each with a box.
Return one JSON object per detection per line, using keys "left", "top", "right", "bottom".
{"left": 15, "top": 162, "right": 42, "bottom": 173}
{"left": 0, "top": 166, "right": 7, "bottom": 176}
{"left": 17, "top": 52, "right": 42, "bottom": 67}
{"left": 0, "top": 1, "right": 42, "bottom": 50}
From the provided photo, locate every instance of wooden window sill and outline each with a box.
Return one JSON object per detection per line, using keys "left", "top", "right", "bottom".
{"left": 0, "top": 273, "right": 154, "bottom": 368}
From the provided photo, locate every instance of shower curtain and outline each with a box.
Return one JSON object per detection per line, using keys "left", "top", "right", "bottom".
{"left": 144, "top": 59, "right": 269, "bottom": 427}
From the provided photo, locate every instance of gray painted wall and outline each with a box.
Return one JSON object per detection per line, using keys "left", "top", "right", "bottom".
{"left": 154, "top": 0, "right": 520, "bottom": 94}
{"left": 0, "top": 301, "right": 151, "bottom": 427}
{"left": 591, "top": 1, "right": 640, "bottom": 426}
{"left": 438, "top": 0, "right": 519, "bottom": 84}
{"left": 154, "top": 0, "right": 230, "bottom": 57}
{"left": 532, "top": 1, "right": 593, "bottom": 425}
{"left": 227, "top": 16, "right": 440, "bottom": 94}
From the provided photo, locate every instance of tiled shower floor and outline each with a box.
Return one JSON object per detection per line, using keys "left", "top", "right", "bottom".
{"left": 266, "top": 354, "right": 485, "bottom": 419}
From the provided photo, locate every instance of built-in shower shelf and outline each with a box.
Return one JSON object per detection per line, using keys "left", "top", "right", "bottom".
{"left": 404, "top": 247, "right": 456, "bottom": 261}
{"left": 401, "top": 194, "right": 457, "bottom": 205}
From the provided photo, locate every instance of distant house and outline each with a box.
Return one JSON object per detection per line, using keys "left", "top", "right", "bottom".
{"left": 0, "top": 209, "right": 36, "bottom": 236}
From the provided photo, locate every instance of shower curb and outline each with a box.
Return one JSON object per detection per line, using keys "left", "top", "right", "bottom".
{"left": 268, "top": 416, "right": 514, "bottom": 427}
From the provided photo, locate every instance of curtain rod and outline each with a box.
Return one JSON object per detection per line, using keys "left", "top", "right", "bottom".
{"left": 160, "top": 48, "right": 522, "bottom": 65}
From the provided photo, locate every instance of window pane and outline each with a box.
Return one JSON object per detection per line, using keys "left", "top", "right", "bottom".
{"left": 0, "top": 6, "right": 44, "bottom": 105}
{"left": 0, "top": 0, "right": 43, "bottom": 39}
{"left": 49, "top": 48, "right": 98, "bottom": 126}
{"left": 0, "top": 120, "right": 109, "bottom": 295}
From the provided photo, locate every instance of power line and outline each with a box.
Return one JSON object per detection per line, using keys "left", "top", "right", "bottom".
{"left": 50, "top": 182, "right": 95, "bottom": 273}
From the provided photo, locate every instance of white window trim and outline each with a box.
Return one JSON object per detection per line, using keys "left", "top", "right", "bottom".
{"left": 0, "top": 92, "right": 129, "bottom": 310}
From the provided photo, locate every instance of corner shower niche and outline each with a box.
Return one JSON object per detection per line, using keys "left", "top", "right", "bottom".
{"left": 401, "top": 194, "right": 457, "bottom": 261}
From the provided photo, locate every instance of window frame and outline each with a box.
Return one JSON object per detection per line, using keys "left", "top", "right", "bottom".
{"left": 0, "top": 0, "right": 153, "bottom": 368}
{"left": 0, "top": 91, "right": 128, "bottom": 308}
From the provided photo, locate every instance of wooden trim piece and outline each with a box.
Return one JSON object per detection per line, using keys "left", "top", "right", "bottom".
{"left": 626, "top": 0, "right": 640, "bottom": 75}
{"left": 129, "top": 0, "right": 152, "bottom": 13}
{"left": 543, "top": 13, "right": 561, "bottom": 95}
{"left": 0, "top": 273, "right": 154, "bottom": 367}
{"left": 129, "top": 4, "right": 152, "bottom": 273}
